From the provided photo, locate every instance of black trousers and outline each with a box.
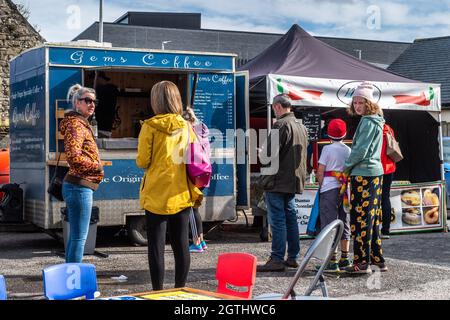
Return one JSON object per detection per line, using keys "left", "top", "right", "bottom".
{"left": 381, "top": 173, "right": 394, "bottom": 235}
{"left": 145, "top": 208, "right": 191, "bottom": 291}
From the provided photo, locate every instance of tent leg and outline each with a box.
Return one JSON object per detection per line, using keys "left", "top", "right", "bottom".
{"left": 439, "top": 112, "right": 445, "bottom": 181}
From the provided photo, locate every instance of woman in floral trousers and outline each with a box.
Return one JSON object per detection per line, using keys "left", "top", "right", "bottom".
{"left": 349, "top": 176, "right": 385, "bottom": 272}
{"left": 344, "top": 82, "right": 387, "bottom": 274}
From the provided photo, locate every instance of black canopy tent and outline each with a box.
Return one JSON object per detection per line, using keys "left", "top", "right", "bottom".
{"left": 238, "top": 24, "right": 442, "bottom": 183}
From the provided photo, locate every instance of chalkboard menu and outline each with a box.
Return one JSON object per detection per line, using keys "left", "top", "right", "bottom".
{"left": 302, "top": 111, "right": 321, "bottom": 141}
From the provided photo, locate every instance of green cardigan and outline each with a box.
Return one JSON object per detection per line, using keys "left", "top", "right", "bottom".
{"left": 345, "top": 114, "right": 385, "bottom": 177}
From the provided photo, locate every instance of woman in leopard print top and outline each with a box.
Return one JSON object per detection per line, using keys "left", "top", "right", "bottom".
{"left": 60, "top": 84, "right": 104, "bottom": 263}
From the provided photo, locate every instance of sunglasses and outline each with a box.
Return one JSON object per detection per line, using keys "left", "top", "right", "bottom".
{"left": 79, "top": 97, "right": 98, "bottom": 106}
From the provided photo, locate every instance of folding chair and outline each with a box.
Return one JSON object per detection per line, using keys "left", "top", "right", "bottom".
{"left": 255, "top": 219, "right": 344, "bottom": 300}
{"left": 216, "top": 252, "right": 257, "bottom": 299}
{"left": 0, "top": 275, "right": 6, "bottom": 300}
{"left": 42, "top": 263, "right": 98, "bottom": 300}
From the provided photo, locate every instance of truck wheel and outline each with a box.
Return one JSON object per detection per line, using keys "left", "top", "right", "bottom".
{"left": 127, "top": 216, "right": 148, "bottom": 246}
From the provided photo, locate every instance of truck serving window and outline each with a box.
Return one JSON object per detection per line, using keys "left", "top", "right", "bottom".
{"left": 83, "top": 70, "right": 188, "bottom": 147}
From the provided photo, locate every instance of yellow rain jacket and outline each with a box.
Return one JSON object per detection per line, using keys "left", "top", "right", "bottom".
{"left": 136, "top": 113, "right": 203, "bottom": 215}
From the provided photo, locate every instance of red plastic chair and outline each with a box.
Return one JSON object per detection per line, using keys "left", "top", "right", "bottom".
{"left": 0, "top": 148, "right": 9, "bottom": 185}
{"left": 215, "top": 252, "right": 257, "bottom": 299}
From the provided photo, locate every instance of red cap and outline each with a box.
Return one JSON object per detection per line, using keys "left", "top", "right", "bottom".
{"left": 327, "top": 119, "right": 347, "bottom": 140}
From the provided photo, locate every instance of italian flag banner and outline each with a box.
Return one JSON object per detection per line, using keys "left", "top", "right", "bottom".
{"left": 268, "top": 74, "right": 441, "bottom": 112}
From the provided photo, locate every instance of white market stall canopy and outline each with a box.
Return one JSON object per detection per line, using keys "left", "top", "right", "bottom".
{"left": 268, "top": 74, "right": 441, "bottom": 112}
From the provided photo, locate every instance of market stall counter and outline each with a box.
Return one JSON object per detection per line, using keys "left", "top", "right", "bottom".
{"left": 241, "top": 24, "right": 446, "bottom": 239}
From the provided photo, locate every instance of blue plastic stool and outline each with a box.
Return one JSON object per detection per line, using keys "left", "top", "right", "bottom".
{"left": 0, "top": 275, "right": 6, "bottom": 300}
{"left": 42, "top": 263, "right": 98, "bottom": 300}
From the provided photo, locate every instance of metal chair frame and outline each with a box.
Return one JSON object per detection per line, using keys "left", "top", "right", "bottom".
{"left": 282, "top": 219, "right": 344, "bottom": 299}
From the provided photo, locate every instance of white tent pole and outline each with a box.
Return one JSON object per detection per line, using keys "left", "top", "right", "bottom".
{"left": 266, "top": 76, "right": 272, "bottom": 132}
{"left": 439, "top": 112, "right": 445, "bottom": 181}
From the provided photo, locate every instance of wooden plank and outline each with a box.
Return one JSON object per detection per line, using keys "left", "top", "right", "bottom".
{"left": 55, "top": 152, "right": 67, "bottom": 160}
{"left": 47, "top": 160, "right": 69, "bottom": 167}
{"left": 56, "top": 109, "right": 66, "bottom": 119}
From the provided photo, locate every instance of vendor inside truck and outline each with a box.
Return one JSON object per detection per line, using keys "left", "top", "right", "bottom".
{"left": 93, "top": 71, "right": 119, "bottom": 138}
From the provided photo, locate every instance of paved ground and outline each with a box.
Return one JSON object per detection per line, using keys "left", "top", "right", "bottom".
{"left": 1, "top": 221, "right": 450, "bottom": 300}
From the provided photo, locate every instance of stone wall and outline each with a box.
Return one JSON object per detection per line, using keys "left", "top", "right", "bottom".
{"left": 0, "top": 0, "right": 44, "bottom": 135}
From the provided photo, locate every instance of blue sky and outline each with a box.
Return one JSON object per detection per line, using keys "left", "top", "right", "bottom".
{"left": 12, "top": 0, "right": 450, "bottom": 43}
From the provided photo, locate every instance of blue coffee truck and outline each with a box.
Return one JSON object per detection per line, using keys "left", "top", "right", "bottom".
{"left": 9, "top": 41, "right": 250, "bottom": 244}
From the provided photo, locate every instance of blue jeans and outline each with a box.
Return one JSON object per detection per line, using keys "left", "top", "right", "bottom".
{"left": 62, "top": 182, "right": 93, "bottom": 263}
{"left": 264, "top": 192, "right": 300, "bottom": 262}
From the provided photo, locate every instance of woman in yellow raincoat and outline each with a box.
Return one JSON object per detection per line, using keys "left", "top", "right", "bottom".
{"left": 136, "top": 81, "right": 203, "bottom": 291}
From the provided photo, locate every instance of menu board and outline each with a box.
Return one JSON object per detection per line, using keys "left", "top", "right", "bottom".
{"left": 99, "top": 291, "right": 219, "bottom": 300}
{"left": 294, "top": 189, "right": 317, "bottom": 236}
{"left": 190, "top": 73, "right": 235, "bottom": 198}
{"left": 98, "top": 288, "right": 224, "bottom": 300}
{"left": 141, "top": 291, "right": 219, "bottom": 300}
{"left": 191, "top": 73, "right": 235, "bottom": 149}
{"left": 302, "top": 111, "right": 321, "bottom": 141}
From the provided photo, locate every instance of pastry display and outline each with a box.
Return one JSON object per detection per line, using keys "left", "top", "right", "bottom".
{"left": 391, "top": 187, "right": 442, "bottom": 229}
{"left": 424, "top": 207, "right": 439, "bottom": 224}
{"left": 390, "top": 208, "right": 396, "bottom": 224}
{"left": 422, "top": 189, "right": 439, "bottom": 206}
{"left": 401, "top": 190, "right": 421, "bottom": 206}
{"left": 402, "top": 208, "right": 422, "bottom": 225}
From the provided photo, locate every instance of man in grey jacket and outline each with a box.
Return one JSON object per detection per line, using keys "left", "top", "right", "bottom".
{"left": 257, "top": 94, "right": 309, "bottom": 272}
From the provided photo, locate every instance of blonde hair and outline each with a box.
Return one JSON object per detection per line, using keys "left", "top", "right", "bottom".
{"left": 151, "top": 81, "right": 183, "bottom": 115}
{"left": 347, "top": 98, "right": 383, "bottom": 116}
{"left": 66, "top": 84, "right": 96, "bottom": 110}
{"left": 182, "top": 107, "right": 198, "bottom": 124}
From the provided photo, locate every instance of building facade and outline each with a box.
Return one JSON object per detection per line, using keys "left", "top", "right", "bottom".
{"left": 74, "top": 12, "right": 411, "bottom": 69}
